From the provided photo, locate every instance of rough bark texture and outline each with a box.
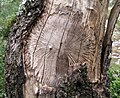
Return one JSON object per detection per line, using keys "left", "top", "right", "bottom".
{"left": 4, "top": 0, "right": 120, "bottom": 98}
{"left": 56, "top": 64, "right": 99, "bottom": 98}
{"left": 5, "top": 0, "right": 44, "bottom": 98}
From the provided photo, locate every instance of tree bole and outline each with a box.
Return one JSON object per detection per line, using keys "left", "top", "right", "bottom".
{"left": 5, "top": 0, "right": 119, "bottom": 98}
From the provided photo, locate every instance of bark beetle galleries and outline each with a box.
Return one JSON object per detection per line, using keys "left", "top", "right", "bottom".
{"left": 24, "top": 0, "right": 101, "bottom": 97}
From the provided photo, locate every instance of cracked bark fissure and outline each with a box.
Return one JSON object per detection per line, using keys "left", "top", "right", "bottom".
{"left": 4, "top": 0, "right": 119, "bottom": 98}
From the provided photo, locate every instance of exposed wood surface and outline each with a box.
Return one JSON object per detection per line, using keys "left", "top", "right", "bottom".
{"left": 5, "top": 0, "right": 120, "bottom": 97}
{"left": 24, "top": 0, "right": 103, "bottom": 97}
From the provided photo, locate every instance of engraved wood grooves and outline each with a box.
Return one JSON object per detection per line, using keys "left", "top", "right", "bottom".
{"left": 24, "top": 0, "right": 101, "bottom": 97}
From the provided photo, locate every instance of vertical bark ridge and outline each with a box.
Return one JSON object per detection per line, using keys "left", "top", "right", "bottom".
{"left": 5, "top": 0, "right": 45, "bottom": 98}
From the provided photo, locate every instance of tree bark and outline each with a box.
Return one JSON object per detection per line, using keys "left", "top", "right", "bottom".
{"left": 4, "top": 0, "right": 120, "bottom": 98}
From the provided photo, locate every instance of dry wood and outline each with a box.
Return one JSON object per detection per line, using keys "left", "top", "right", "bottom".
{"left": 4, "top": 0, "right": 120, "bottom": 98}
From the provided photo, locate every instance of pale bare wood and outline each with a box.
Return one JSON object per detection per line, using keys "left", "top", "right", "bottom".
{"left": 5, "top": 0, "right": 116, "bottom": 97}
{"left": 24, "top": 0, "right": 104, "bottom": 97}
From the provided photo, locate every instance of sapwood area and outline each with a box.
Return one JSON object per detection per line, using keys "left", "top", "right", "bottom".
{"left": 5, "top": 0, "right": 120, "bottom": 98}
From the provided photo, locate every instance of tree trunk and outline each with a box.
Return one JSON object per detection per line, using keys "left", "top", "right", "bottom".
{"left": 4, "top": 0, "right": 120, "bottom": 98}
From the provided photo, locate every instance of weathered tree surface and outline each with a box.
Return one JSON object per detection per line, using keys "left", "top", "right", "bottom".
{"left": 4, "top": 0, "right": 120, "bottom": 98}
